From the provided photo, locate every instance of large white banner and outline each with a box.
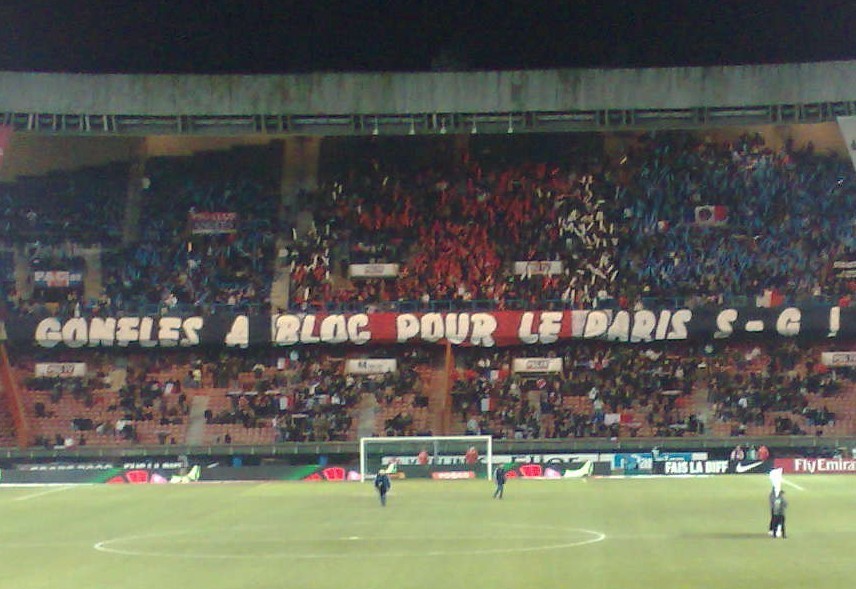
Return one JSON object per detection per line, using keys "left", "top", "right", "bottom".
{"left": 35, "top": 362, "right": 87, "bottom": 377}
{"left": 821, "top": 351, "right": 856, "bottom": 367}
{"left": 512, "top": 357, "right": 563, "bottom": 373}
{"left": 349, "top": 263, "right": 400, "bottom": 278}
{"left": 345, "top": 358, "right": 398, "bottom": 374}
{"left": 837, "top": 116, "right": 856, "bottom": 173}
{"left": 513, "top": 261, "right": 563, "bottom": 276}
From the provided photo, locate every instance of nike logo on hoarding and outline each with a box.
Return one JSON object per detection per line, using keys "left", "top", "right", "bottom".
{"left": 735, "top": 461, "right": 764, "bottom": 473}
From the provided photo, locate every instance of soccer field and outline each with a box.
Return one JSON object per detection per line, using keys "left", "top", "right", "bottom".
{"left": 0, "top": 476, "right": 853, "bottom": 589}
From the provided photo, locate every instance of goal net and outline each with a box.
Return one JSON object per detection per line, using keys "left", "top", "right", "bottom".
{"left": 360, "top": 435, "right": 494, "bottom": 481}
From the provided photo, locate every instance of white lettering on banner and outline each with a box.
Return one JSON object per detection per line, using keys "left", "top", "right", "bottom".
{"left": 34, "top": 317, "right": 204, "bottom": 348}
{"left": 271, "top": 314, "right": 371, "bottom": 346}
{"left": 829, "top": 306, "right": 841, "bottom": 338}
{"left": 34, "top": 363, "right": 87, "bottom": 378}
{"left": 578, "top": 309, "right": 691, "bottom": 341}
{"left": 821, "top": 351, "right": 856, "bottom": 367}
{"left": 663, "top": 460, "right": 728, "bottom": 475}
{"left": 793, "top": 458, "right": 856, "bottom": 473}
{"left": 395, "top": 312, "right": 497, "bottom": 346}
{"left": 776, "top": 308, "right": 801, "bottom": 336}
{"left": 23, "top": 306, "right": 851, "bottom": 348}
{"left": 517, "top": 312, "right": 563, "bottom": 344}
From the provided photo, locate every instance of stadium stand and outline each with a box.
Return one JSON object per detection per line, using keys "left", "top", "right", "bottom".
{"left": 0, "top": 129, "right": 854, "bottom": 447}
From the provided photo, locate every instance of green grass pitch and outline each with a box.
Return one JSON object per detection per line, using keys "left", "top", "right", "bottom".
{"left": 0, "top": 476, "right": 853, "bottom": 589}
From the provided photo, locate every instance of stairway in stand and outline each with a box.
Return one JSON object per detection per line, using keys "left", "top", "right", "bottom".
{"left": 185, "top": 396, "right": 209, "bottom": 446}
{"left": 356, "top": 394, "right": 379, "bottom": 440}
{"left": 424, "top": 349, "right": 451, "bottom": 436}
{"left": 0, "top": 386, "right": 16, "bottom": 446}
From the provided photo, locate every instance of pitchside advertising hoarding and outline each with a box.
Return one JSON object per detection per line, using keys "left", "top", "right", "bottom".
{"left": 7, "top": 454, "right": 851, "bottom": 484}
{"left": 774, "top": 457, "right": 856, "bottom": 474}
{"left": 6, "top": 305, "right": 854, "bottom": 348}
{"left": 653, "top": 459, "right": 773, "bottom": 475}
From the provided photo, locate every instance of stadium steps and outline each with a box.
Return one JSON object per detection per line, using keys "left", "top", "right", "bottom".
{"left": 270, "top": 236, "right": 291, "bottom": 311}
{"left": 185, "top": 395, "right": 209, "bottom": 445}
{"left": 357, "top": 393, "right": 378, "bottom": 439}
{"left": 81, "top": 247, "right": 103, "bottom": 302}
{"left": 13, "top": 244, "right": 31, "bottom": 299}
{"left": 0, "top": 367, "right": 17, "bottom": 446}
{"left": 424, "top": 353, "right": 450, "bottom": 435}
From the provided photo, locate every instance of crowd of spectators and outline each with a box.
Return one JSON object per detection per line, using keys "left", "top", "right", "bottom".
{"left": 450, "top": 343, "right": 702, "bottom": 440}
{"left": 617, "top": 133, "right": 856, "bottom": 305}
{"left": 448, "top": 341, "right": 854, "bottom": 440}
{"left": 0, "top": 162, "right": 127, "bottom": 247}
{"left": 100, "top": 145, "right": 282, "bottom": 315}
{"left": 9, "top": 336, "right": 855, "bottom": 448}
{"left": 291, "top": 132, "right": 854, "bottom": 311}
{"left": 0, "top": 132, "right": 852, "bottom": 316}
{"left": 707, "top": 342, "right": 848, "bottom": 436}
{"left": 295, "top": 150, "right": 624, "bottom": 310}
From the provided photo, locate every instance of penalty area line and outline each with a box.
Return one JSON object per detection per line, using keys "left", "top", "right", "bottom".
{"left": 782, "top": 479, "right": 806, "bottom": 492}
{"left": 13, "top": 485, "right": 76, "bottom": 501}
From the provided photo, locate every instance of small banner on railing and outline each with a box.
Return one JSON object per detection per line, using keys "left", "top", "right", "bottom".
{"left": 349, "top": 263, "right": 400, "bottom": 278}
{"left": 821, "top": 351, "right": 856, "bottom": 367}
{"left": 188, "top": 212, "right": 238, "bottom": 234}
{"left": 344, "top": 358, "right": 398, "bottom": 374}
{"left": 35, "top": 362, "right": 87, "bottom": 377}
{"left": 512, "top": 357, "right": 563, "bottom": 373}
{"left": 513, "top": 261, "right": 564, "bottom": 276}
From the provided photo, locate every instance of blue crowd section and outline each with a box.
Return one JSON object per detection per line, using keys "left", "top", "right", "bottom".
{"left": 0, "top": 161, "right": 128, "bottom": 245}
{"left": 99, "top": 143, "right": 283, "bottom": 316}
{"left": 0, "top": 131, "right": 853, "bottom": 319}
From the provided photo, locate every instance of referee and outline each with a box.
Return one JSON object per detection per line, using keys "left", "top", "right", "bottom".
{"left": 769, "top": 490, "right": 788, "bottom": 539}
{"left": 375, "top": 468, "right": 391, "bottom": 507}
{"left": 493, "top": 465, "right": 507, "bottom": 499}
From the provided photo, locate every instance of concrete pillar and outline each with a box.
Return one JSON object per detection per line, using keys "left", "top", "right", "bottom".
{"left": 13, "top": 245, "right": 31, "bottom": 301}
{"left": 122, "top": 140, "right": 149, "bottom": 245}
{"left": 80, "top": 246, "right": 102, "bottom": 303}
{"left": 280, "top": 136, "right": 321, "bottom": 222}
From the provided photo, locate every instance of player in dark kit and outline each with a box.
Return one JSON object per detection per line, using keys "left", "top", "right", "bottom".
{"left": 375, "top": 469, "right": 391, "bottom": 506}
{"left": 493, "top": 465, "right": 506, "bottom": 499}
{"left": 769, "top": 489, "right": 788, "bottom": 538}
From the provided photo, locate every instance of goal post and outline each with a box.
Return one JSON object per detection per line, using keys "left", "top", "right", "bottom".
{"left": 360, "top": 435, "right": 494, "bottom": 481}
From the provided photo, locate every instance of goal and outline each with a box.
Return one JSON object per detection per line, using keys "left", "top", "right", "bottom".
{"left": 359, "top": 435, "right": 494, "bottom": 481}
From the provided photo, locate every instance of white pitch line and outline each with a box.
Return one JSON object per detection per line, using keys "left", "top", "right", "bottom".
{"left": 13, "top": 485, "right": 74, "bottom": 502}
{"left": 783, "top": 479, "right": 806, "bottom": 491}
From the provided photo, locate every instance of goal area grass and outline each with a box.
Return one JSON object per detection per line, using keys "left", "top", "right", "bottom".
{"left": 0, "top": 475, "right": 852, "bottom": 589}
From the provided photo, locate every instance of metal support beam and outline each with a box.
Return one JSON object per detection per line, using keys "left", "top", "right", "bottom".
{"left": 0, "top": 101, "right": 853, "bottom": 136}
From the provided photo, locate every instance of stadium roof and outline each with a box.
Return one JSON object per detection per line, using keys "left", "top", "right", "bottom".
{"left": 1, "top": 61, "right": 855, "bottom": 136}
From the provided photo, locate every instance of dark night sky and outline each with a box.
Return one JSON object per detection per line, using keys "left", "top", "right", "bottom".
{"left": 0, "top": 0, "right": 854, "bottom": 74}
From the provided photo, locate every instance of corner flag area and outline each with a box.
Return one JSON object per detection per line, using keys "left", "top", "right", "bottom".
{"left": 0, "top": 475, "right": 852, "bottom": 589}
